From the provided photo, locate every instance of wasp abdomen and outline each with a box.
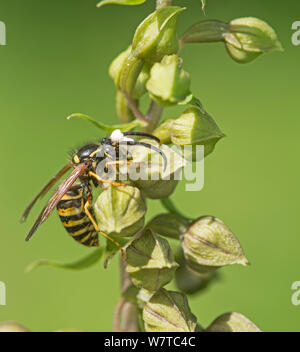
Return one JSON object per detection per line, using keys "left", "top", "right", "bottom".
{"left": 56, "top": 185, "right": 99, "bottom": 247}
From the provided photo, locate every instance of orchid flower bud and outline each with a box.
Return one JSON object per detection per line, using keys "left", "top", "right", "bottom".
{"left": 171, "top": 104, "right": 225, "bottom": 160}
{"left": 94, "top": 185, "right": 146, "bottom": 237}
{"left": 182, "top": 216, "right": 249, "bottom": 274}
{"left": 206, "top": 312, "right": 261, "bottom": 332}
{"left": 143, "top": 288, "right": 197, "bottom": 332}
{"left": 126, "top": 229, "right": 179, "bottom": 292}
{"left": 147, "top": 213, "right": 189, "bottom": 240}
{"left": 132, "top": 6, "right": 185, "bottom": 63}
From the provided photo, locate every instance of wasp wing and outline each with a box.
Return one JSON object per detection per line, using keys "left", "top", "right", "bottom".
{"left": 21, "top": 164, "right": 72, "bottom": 223}
{"left": 25, "top": 163, "right": 88, "bottom": 242}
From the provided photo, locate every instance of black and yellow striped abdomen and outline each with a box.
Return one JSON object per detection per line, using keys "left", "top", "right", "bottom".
{"left": 56, "top": 184, "right": 99, "bottom": 247}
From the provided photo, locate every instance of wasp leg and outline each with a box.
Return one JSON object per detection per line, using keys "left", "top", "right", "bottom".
{"left": 88, "top": 171, "right": 125, "bottom": 187}
{"left": 84, "top": 196, "right": 125, "bottom": 260}
{"left": 105, "top": 160, "right": 133, "bottom": 170}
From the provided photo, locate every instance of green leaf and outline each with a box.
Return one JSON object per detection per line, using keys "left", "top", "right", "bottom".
{"left": 97, "top": 0, "right": 146, "bottom": 8}
{"left": 25, "top": 248, "right": 104, "bottom": 272}
{"left": 67, "top": 113, "right": 145, "bottom": 132}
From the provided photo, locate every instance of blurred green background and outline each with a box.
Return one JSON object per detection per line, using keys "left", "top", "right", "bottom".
{"left": 0, "top": 0, "right": 299, "bottom": 332}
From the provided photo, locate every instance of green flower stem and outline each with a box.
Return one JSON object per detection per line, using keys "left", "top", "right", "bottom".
{"left": 144, "top": 101, "right": 163, "bottom": 132}
{"left": 160, "top": 197, "right": 190, "bottom": 220}
{"left": 114, "top": 259, "right": 140, "bottom": 332}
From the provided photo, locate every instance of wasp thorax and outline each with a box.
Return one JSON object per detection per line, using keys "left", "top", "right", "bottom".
{"left": 73, "top": 144, "right": 99, "bottom": 164}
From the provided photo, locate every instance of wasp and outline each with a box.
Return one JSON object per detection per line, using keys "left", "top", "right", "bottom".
{"left": 21, "top": 130, "right": 167, "bottom": 255}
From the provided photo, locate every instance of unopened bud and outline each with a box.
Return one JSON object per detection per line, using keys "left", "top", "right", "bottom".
{"left": 225, "top": 17, "right": 283, "bottom": 63}
{"left": 182, "top": 216, "right": 249, "bottom": 274}
{"left": 175, "top": 251, "right": 219, "bottom": 294}
{"left": 132, "top": 6, "right": 185, "bottom": 63}
{"left": 147, "top": 213, "right": 189, "bottom": 240}
{"left": 146, "top": 55, "right": 192, "bottom": 106}
{"left": 171, "top": 105, "right": 225, "bottom": 160}
{"left": 143, "top": 288, "right": 197, "bottom": 332}
{"left": 206, "top": 312, "right": 261, "bottom": 332}
{"left": 94, "top": 185, "right": 146, "bottom": 237}
{"left": 126, "top": 229, "right": 179, "bottom": 292}
{"left": 180, "top": 17, "right": 282, "bottom": 64}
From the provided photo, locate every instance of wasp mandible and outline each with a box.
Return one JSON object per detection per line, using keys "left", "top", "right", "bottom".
{"left": 21, "top": 130, "right": 167, "bottom": 254}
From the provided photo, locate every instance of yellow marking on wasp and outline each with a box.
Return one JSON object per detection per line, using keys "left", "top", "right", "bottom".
{"left": 61, "top": 217, "right": 87, "bottom": 227}
{"left": 80, "top": 233, "right": 94, "bottom": 244}
{"left": 60, "top": 193, "right": 82, "bottom": 201}
{"left": 88, "top": 171, "right": 125, "bottom": 187}
{"left": 84, "top": 196, "right": 125, "bottom": 260}
{"left": 71, "top": 225, "right": 94, "bottom": 237}
{"left": 89, "top": 148, "right": 102, "bottom": 158}
{"left": 73, "top": 154, "right": 80, "bottom": 164}
{"left": 57, "top": 207, "right": 83, "bottom": 217}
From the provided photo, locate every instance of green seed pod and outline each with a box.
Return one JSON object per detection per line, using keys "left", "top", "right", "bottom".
{"left": 126, "top": 229, "right": 179, "bottom": 292}
{"left": 224, "top": 17, "right": 283, "bottom": 63}
{"left": 153, "top": 119, "right": 174, "bottom": 144}
{"left": 147, "top": 213, "right": 189, "bottom": 240}
{"left": 129, "top": 138, "right": 186, "bottom": 199}
{"left": 143, "top": 288, "right": 197, "bottom": 332}
{"left": 132, "top": 6, "right": 185, "bottom": 63}
{"left": 0, "top": 321, "right": 31, "bottom": 332}
{"left": 94, "top": 185, "right": 146, "bottom": 237}
{"left": 171, "top": 105, "right": 225, "bottom": 160}
{"left": 146, "top": 55, "right": 192, "bottom": 106}
{"left": 182, "top": 216, "right": 249, "bottom": 274}
{"left": 206, "top": 312, "right": 261, "bottom": 332}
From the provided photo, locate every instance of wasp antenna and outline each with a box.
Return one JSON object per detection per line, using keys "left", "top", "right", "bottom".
{"left": 120, "top": 141, "right": 167, "bottom": 171}
{"left": 123, "top": 131, "right": 161, "bottom": 144}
